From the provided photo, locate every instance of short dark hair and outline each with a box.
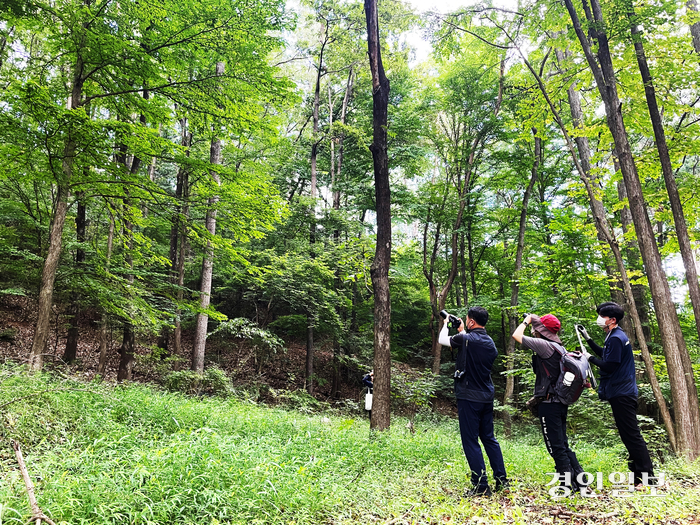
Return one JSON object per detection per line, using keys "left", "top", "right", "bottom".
{"left": 467, "top": 306, "right": 489, "bottom": 327}
{"left": 597, "top": 302, "right": 625, "bottom": 322}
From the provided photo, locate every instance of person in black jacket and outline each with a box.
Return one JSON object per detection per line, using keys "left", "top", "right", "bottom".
{"left": 577, "top": 302, "right": 654, "bottom": 486}
{"left": 438, "top": 306, "right": 508, "bottom": 496}
{"left": 513, "top": 313, "right": 586, "bottom": 493}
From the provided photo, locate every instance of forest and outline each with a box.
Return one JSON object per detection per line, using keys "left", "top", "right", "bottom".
{"left": 1, "top": 0, "right": 700, "bottom": 523}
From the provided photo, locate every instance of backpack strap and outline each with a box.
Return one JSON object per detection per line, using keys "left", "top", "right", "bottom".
{"left": 455, "top": 336, "right": 470, "bottom": 379}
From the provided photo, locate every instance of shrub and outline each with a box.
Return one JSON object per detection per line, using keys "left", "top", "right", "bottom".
{"left": 163, "top": 367, "right": 232, "bottom": 397}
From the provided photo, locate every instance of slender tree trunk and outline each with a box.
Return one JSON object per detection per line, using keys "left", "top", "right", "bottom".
{"left": 333, "top": 68, "right": 353, "bottom": 211}
{"left": 330, "top": 70, "right": 353, "bottom": 399}
{"left": 496, "top": 27, "right": 679, "bottom": 451}
{"left": 192, "top": 62, "right": 224, "bottom": 374}
{"left": 174, "top": 175, "right": 189, "bottom": 357}
{"left": 616, "top": 179, "right": 651, "bottom": 342}
{"left": 687, "top": 0, "right": 700, "bottom": 55}
{"left": 564, "top": 0, "right": 699, "bottom": 460}
{"left": 29, "top": 53, "right": 85, "bottom": 372}
{"left": 365, "top": 0, "right": 391, "bottom": 431}
{"left": 159, "top": 119, "right": 191, "bottom": 354}
{"left": 63, "top": 193, "right": 86, "bottom": 363}
{"left": 627, "top": 9, "right": 700, "bottom": 424}
{"left": 503, "top": 130, "right": 540, "bottom": 436}
{"left": 97, "top": 216, "right": 114, "bottom": 376}
{"left": 117, "top": 93, "right": 149, "bottom": 382}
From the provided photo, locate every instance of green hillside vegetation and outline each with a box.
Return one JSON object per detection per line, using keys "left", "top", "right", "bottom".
{"left": 1, "top": 366, "right": 698, "bottom": 524}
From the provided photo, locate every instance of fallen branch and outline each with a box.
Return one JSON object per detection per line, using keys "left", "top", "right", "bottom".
{"left": 11, "top": 440, "right": 57, "bottom": 525}
{"left": 384, "top": 506, "right": 415, "bottom": 525}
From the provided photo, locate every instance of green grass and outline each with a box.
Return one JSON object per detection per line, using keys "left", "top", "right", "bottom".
{"left": 1, "top": 366, "right": 699, "bottom": 524}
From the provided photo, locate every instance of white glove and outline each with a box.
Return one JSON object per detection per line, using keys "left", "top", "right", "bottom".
{"left": 581, "top": 348, "right": 591, "bottom": 359}
{"left": 576, "top": 324, "right": 590, "bottom": 340}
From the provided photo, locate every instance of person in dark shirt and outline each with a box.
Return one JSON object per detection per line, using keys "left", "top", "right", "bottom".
{"left": 438, "top": 306, "right": 508, "bottom": 496}
{"left": 577, "top": 302, "right": 654, "bottom": 486}
{"left": 513, "top": 313, "right": 587, "bottom": 493}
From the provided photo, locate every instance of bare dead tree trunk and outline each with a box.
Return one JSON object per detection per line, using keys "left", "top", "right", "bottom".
{"left": 365, "top": 0, "right": 391, "bottom": 431}
{"left": 192, "top": 62, "right": 225, "bottom": 374}
{"left": 564, "top": 0, "right": 698, "bottom": 459}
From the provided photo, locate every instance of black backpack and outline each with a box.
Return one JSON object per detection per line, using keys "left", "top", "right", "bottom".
{"left": 549, "top": 346, "right": 592, "bottom": 405}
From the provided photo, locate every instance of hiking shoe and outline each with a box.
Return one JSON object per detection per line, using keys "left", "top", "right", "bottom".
{"left": 495, "top": 480, "right": 511, "bottom": 494}
{"left": 465, "top": 486, "right": 492, "bottom": 497}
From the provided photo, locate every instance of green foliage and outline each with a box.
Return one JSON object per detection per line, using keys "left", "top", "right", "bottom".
{"left": 163, "top": 367, "right": 233, "bottom": 397}
{"left": 391, "top": 368, "right": 437, "bottom": 421}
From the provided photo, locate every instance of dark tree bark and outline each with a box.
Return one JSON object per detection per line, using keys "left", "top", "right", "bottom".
{"left": 365, "top": 0, "right": 391, "bottom": 431}
{"left": 158, "top": 118, "right": 191, "bottom": 355}
{"left": 63, "top": 192, "right": 86, "bottom": 363}
{"left": 97, "top": 216, "right": 114, "bottom": 377}
{"left": 687, "top": 0, "right": 700, "bottom": 54}
{"left": 192, "top": 62, "right": 225, "bottom": 374}
{"left": 627, "top": 8, "right": 700, "bottom": 422}
{"left": 562, "top": 0, "right": 699, "bottom": 455}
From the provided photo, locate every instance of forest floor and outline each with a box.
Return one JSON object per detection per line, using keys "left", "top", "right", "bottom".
{"left": 2, "top": 295, "right": 700, "bottom": 524}
{"left": 1, "top": 369, "right": 700, "bottom": 525}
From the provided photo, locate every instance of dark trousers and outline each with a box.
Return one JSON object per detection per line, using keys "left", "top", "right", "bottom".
{"left": 609, "top": 395, "right": 654, "bottom": 485}
{"left": 538, "top": 402, "right": 583, "bottom": 485}
{"left": 457, "top": 399, "right": 507, "bottom": 489}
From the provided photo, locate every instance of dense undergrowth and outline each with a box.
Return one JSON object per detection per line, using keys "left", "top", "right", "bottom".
{"left": 1, "top": 366, "right": 699, "bottom": 525}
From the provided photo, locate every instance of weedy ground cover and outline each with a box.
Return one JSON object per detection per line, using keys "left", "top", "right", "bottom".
{"left": 0, "top": 366, "right": 698, "bottom": 524}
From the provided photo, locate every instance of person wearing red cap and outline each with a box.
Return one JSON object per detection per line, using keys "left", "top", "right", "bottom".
{"left": 513, "top": 313, "right": 587, "bottom": 494}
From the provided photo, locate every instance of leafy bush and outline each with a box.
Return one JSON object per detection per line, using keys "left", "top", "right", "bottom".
{"left": 267, "top": 314, "right": 308, "bottom": 339}
{"left": 163, "top": 367, "right": 232, "bottom": 397}
{"left": 211, "top": 317, "right": 285, "bottom": 374}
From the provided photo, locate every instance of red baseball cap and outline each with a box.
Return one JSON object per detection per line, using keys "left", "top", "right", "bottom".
{"left": 540, "top": 314, "right": 561, "bottom": 333}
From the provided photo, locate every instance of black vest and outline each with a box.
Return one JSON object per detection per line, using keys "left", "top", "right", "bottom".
{"left": 532, "top": 351, "right": 562, "bottom": 399}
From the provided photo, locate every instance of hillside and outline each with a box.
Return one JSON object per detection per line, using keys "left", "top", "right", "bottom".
{"left": 1, "top": 366, "right": 700, "bottom": 524}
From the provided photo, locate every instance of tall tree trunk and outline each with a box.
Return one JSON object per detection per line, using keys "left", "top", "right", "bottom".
{"left": 560, "top": 0, "right": 695, "bottom": 454}
{"left": 329, "top": 70, "right": 353, "bottom": 399}
{"left": 503, "top": 130, "right": 540, "bottom": 437}
{"left": 627, "top": 9, "right": 700, "bottom": 424}
{"left": 305, "top": 28, "right": 329, "bottom": 395}
{"left": 63, "top": 192, "right": 86, "bottom": 363}
{"left": 365, "top": 0, "right": 391, "bottom": 431}
{"left": 616, "top": 179, "right": 651, "bottom": 343}
{"left": 159, "top": 119, "right": 190, "bottom": 354}
{"left": 192, "top": 62, "right": 224, "bottom": 374}
{"left": 687, "top": 0, "right": 700, "bottom": 54}
{"left": 117, "top": 92, "right": 149, "bottom": 382}
{"left": 97, "top": 216, "right": 114, "bottom": 376}
{"left": 29, "top": 52, "right": 85, "bottom": 372}
{"left": 174, "top": 174, "right": 189, "bottom": 357}
{"left": 498, "top": 27, "right": 679, "bottom": 452}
